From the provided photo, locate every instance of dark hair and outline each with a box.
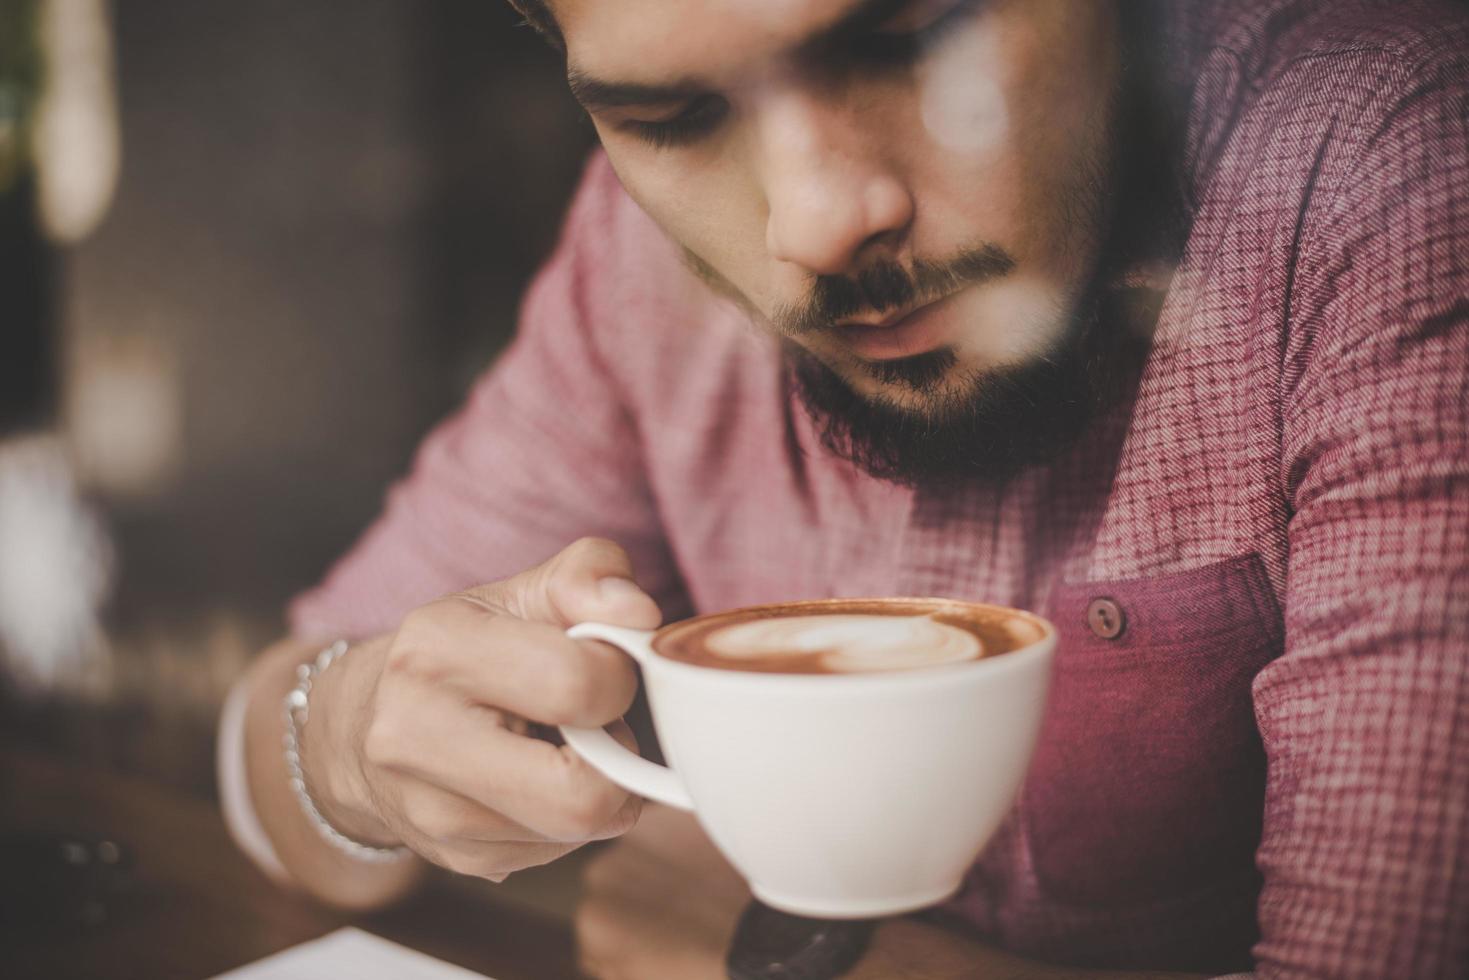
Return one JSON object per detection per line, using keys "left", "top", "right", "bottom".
{"left": 507, "top": 0, "right": 564, "bottom": 51}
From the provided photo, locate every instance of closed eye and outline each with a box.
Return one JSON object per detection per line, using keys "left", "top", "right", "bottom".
{"left": 598, "top": 0, "right": 989, "bottom": 148}
{"left": 618, "top": 94, "right": 729, "bottom": 149}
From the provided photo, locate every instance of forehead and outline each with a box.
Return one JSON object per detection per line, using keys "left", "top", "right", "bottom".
{"left": 552, "top": 0, "right": 867, "bottom": 81}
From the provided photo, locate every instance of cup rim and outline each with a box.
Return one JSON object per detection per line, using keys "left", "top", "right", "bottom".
{"left": 642, "top": 596, "right": 1056, "bottom": 687}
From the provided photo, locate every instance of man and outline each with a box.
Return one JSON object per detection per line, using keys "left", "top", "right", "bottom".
{"left": 219, "top": 0, "right": 1469, "bottom": 976}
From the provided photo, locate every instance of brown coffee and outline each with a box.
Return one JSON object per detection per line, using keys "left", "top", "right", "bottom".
{"left": 651, "top": 598, "right": 1044, "bottom": 675}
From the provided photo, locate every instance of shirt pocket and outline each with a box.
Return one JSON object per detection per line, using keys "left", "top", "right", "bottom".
{"left": 1023, "top": 552, "right": 1283, "bottom": 905}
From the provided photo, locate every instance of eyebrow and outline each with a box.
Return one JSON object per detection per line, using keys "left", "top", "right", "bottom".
{"left": 566, "top": 0, "right": 914, "bottom": 111}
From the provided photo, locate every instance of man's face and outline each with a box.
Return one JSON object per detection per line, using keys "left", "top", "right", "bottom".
{"left": 552, "top": 0, "right": 1133, "bottom": 480}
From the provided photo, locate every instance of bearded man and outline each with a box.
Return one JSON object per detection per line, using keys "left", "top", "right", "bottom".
{"left": 220, "top": 1, "right": 1469, "bottom": 977}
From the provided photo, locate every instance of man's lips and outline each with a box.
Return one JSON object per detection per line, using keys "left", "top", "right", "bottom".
{"left": 835, "top": 293, "right": 957, "bottom": 361}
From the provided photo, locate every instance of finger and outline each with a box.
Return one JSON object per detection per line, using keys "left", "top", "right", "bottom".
{"left": 391, "top": 760, "right": 635, "bottom": 847}
{"left": 387, "top": 600, "right": 638, "bottom": 727}
{"left": 431, "top": 836, "right": 580, "bottom": 882}
{"left": 466, "top": 537, "right": 663, "bottom": 630}
{"left": 581, "top": 720, "right": 645, "bottom": 842}
{"left": 385, "top": 771, "right": 547, "bottom": 845}
{"left": 369, "top": 700, "right": 643, "bottom": 842}
{"left": 381, "top": 772, "right": 616, "bottom": 882}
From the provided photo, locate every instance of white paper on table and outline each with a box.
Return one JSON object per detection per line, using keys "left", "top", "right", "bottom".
{"left": 209, "top": 927, "right": 494, "bottom": 980}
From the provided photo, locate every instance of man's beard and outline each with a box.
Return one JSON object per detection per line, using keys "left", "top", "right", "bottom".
{"left": 786, "top": 287, "right": 1139, "bottom": 487}
{"left": 777, "top": 195, "right": 1122, "bottom": 487}
{"left": 771, "top": 244, "right": 1016, "bottom": 337}
{"left": 779, "top": 13, "right": 1182, "bottom": 488}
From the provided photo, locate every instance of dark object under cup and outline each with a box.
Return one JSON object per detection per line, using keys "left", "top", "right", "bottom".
{"left": 726, "top": 899, "right": 876, "bottom": 980}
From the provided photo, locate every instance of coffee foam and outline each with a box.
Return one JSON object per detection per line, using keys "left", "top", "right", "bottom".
{"left": 703, "top": 614, "right": 982, "bottom": 673}
{"left": 653, "top": 598, "right": 1043, "bottom": 675}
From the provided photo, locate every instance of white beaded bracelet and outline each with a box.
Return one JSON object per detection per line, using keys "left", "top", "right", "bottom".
{"left": 283, "top": 640, "right": 409, "bottom": 864}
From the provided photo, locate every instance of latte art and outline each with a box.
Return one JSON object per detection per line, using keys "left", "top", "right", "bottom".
{"left": 703, "top": 614, "right": 983, "bottom": 673}
{"left": 652, "top": 598, "right": 1036, "bottom": 675}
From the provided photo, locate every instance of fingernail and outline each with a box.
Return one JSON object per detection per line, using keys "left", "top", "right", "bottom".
{"left": 597, "top": 577, "right": 644, "bottom": 604}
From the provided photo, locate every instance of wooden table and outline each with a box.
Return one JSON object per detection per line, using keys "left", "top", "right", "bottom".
{"left": 0, "top": 745, "right": 586, "bottom": 980}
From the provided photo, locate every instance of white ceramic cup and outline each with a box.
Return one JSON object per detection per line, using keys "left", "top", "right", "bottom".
{"left": 560, "top": 598, "right": 1056, "bottom": 919}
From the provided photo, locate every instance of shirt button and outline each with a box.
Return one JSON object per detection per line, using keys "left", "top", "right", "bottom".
{"left": 1086, "top": 598, "right": 1126, "bottom": 640}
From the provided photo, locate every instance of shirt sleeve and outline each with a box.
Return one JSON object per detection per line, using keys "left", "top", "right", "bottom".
{"left": 216, "top": 674, "right": 289, "bottom": 883}
{"left": 1253, "top": 46, "right": 1469, "bottom": 979}
{"left": 287, "top": 154, "right": 684, "bottom": 641}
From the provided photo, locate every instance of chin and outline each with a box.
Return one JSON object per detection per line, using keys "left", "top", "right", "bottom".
{"left": 861, "top": 373, "right": 971, "bottom": 417}
{"left": 843, "top": 349, "right": 991, "bottom": 416}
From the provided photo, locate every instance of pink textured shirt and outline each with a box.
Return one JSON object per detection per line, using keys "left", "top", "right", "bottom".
{"left": 288, "top": 2, "right": 1469, "bottom": 975}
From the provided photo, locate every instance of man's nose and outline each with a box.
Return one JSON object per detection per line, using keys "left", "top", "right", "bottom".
{"left": 758, "top": 92, "right": 914, "bottom": 276}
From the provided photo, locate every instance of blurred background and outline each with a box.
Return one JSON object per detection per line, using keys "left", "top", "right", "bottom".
{"left": 0, "top": 0, "right": 592, "bottom": 797}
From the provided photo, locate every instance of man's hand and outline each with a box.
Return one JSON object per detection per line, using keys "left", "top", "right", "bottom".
{"left": 297, "top": 537, "right": 663, "bottom": 882}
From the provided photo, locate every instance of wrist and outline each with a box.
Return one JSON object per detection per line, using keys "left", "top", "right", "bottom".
{"left": 241, "top": 638, "right": 423, "bottom": 909}
{"left": 296, "top": 635, "right": 400, "bottom": 848}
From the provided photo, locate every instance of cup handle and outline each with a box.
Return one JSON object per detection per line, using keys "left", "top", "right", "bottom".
{"left": 559, "top": 623, "right": 695, "bottom": 812}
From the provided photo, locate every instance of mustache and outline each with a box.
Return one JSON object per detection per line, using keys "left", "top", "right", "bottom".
{"left": 772, "top": 243, "right": 1016, "bottom": 337}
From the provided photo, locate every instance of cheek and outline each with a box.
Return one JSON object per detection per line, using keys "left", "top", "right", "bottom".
{"left": 1010, "top": 9, "right": 1120, "bottom": 233}
{"left": 601, "top": 142, "right": 776, "bottom": 303}
{"left": 915, "top": 22, "right": 1013, "bottom": 159}
{"left": 916, "top": 3, "right": 1118, "bottom": 281}
{"left": 909, "top": 17, "right": 1049, "bottom": 259}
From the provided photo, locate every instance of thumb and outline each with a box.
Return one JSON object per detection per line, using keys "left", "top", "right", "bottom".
{"left": 475, "top": 537, "right": 663, "bottom": 629}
